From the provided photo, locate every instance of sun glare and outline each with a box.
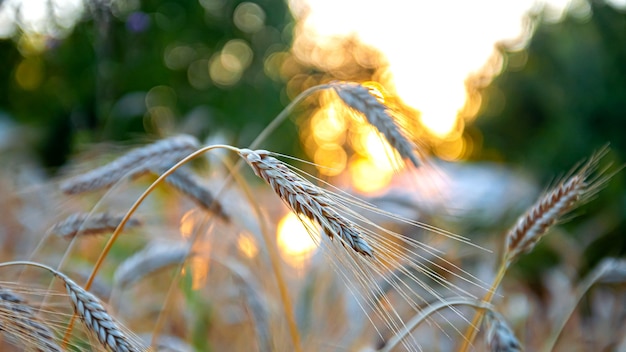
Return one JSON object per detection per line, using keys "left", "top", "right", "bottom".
{"left": 290, "top": 0, "right": 542, "bottom": 140}
{"left": 276, "top": 212, "right": 320, "bottom": 266}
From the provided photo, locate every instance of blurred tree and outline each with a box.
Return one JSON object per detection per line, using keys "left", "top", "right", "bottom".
{"left": 0, "top": 0, "right": 294, "bottom": 170}
{"left": 470, "top": 0, "right": 626, "bottom": 273}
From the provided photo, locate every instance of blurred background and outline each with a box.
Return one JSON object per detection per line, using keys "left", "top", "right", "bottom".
{"left": 1, "top": 0, "right": 626, "bottom": 348}
{"left": 1, "top": 0, "right": 625, "bottom": 261}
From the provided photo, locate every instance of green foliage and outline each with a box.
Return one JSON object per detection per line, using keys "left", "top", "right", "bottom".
{"left": 0, "top": 0, "right": 294, "bottom": 170}
{"left": 473, "top": 0, "right": 626, "bottom": 271}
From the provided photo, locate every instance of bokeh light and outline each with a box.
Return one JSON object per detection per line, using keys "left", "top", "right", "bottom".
{"left": 179, "top": 210, "right": 211, "bottom": 290}
{"left": 237, "top": 233, "right": 259, "bottom": 258}
{"left": 276, "top": 212, "right": 320, "bottom": 266}
{"left": 286, "top": 0, "right": 574, "bottom": 192}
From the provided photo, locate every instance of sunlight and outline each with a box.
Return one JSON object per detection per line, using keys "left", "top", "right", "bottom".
{"left": 237, "top": 233, "right": 259, "bottom": 258}
{"left": 276, "top": 212, "right": 320, "bottom": 266}
{"left": 290, "top": 0, "right": 573, "bottom": 139}
{"left": 349, "top": 156, "right": 393, "bottom": 194}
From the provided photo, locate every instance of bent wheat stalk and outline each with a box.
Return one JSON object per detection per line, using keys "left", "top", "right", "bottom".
{"left": 460, "top": 148, "right": 611, "bottom": 352}
{"left": 76, "top": 144, "right": 302, "bottom": 352}
{"left": 379, "top": 298, "right": 495, "bottom": 352}
{"left": 543, "top": 257, "right": 626, "bottom": 351}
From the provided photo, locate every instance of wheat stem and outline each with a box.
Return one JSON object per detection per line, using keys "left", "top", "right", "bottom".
{"left": 67, "top": 144, "right": 238, "bottom": 346}
{"left": 226, "top": 158, "right": 301, "bottom": 351}
{"left": 379, "top": 298, "right": 494, "bottom": 352}
{"left": 460, "top": 149, "right": 608, "bottom": 352}
{"left": 458, "top": 262, "right": 507, "bottom": 352}
{"left": 249, "top": 84, "right": 331, "bottom": 150}
{"left": 542, "top": 258, "right": 626, "bottom": 352}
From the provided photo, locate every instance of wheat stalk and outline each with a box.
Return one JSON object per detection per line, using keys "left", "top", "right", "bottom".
{"left": 238, "top": 148, "right": 373, "bottom": 256}
{"left": 0, "top": 288, "right": 62, "bottom": 352}
{"left": 331, "top": 81, "right": 421, "bottom": 168}
{"left": 60, "top": 134, "right": 200, "bottom": 194}
{"left": 460, "top": 148, "right": 611, "bottom": 352}
{"left": 49, "top": 212, "right": 142, "bottom": 239}
{"left": 543, "top": 257, "right": 626, "bottom": 351}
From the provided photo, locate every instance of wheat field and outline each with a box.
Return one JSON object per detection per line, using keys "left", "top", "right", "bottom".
{"left": 0, "top": 82, "right": 622, "bottom": 352}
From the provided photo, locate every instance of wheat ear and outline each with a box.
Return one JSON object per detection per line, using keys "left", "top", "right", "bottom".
{"left": 460, "top": 148, "right": 610, "bottom": 352}
{"left": 152, "top": 166, "right": 228, "bottom": 220}
{"left": 0, "top": 261, "right": 142, "bottom": 352}
{"left": 60, "top": 134, "right": 200, "bottom": 194}
{"left": 0, "top": 288, "right": 62, "bottom": 352}
{"left": 238, "top": 148, "right": 373, "bottom": 256}
{"left": 485, "top": 311, "right": 522, "bottom": 352}
{"left": 57, "top": 271, "right": 141, "bottom": 352}
{"left": 504, "top": 174, "right": 586, "bottom": 265}
{"left": 49, "top": 212, "right": 142, "bottom": 239}
{"left": 331, "top": 81, "right": 421, "bottom": 167}
{"left": 113, "top": 243, "right": 193, "bottom": 289}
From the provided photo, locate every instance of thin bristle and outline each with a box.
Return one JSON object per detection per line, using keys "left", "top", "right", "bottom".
{"left": 0, "top": 288, "right": 62, "bottom": 352}
{"left": 49, "top": 212, "right": 142, "bottom": 239}
{"left": 55, "top": 272, "right": 141, "bottom": 352}
{"left": 238, "top": 148, "right": 373, "bottom": 256}
{"left": 331, "top": 81, "right": 421, "bottom": 168}
{"left": 60, "top": 135, "right": 200, "bottom": 194}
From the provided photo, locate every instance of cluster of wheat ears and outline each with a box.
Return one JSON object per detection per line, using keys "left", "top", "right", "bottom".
{"left": 0, "top": 81, "right": 622, "bottom": 351}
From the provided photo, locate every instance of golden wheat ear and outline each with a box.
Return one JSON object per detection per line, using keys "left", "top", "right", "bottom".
{"left": 237, "top": 148, "right": 373, "bottom": 256}
{"left": 331, "top": 81, "right": 422, "bottom": 168}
